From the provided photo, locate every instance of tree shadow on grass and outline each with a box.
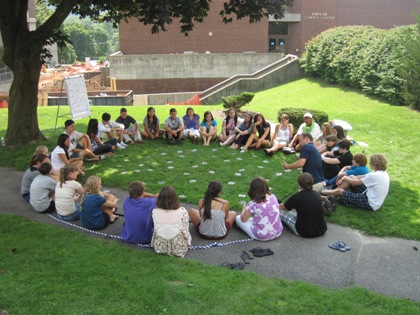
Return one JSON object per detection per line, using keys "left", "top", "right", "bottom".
{"left": 329, "top": 180, "right": 420, "bottom": 240}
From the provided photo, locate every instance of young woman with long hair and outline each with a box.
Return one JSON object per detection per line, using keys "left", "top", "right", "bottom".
{"left": 189, "top": 181, "right": 236, "bottom": 239}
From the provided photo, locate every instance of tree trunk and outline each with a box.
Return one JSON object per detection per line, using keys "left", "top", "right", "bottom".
{"left": 6, "top": 57, "right": 46, "bottom": 145}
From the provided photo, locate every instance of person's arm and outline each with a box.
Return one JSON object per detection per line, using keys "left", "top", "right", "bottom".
{"left": 271, "top": 124, "right": 280, "bottom": 146}
{"left": 322, "top": 156, "right": 341, "bottom": 165}
{"left": 259, "top": 125, "right": 270, "bottom": 143}
{"left": 279, "top": 203, "right": 287, "bottom": 210}
{"left": 281, "top": 158, "right": 306, "bottom": 170}
{"left": 143, "top": 192, "right": 159, "bottom": 198}
{"left": 289, "top": 133, "right": 299, "bottom": 147}
{"left": 342, "top": 175, "right": 364, "bottom": 186}
{"left": 177, "top": 119, "right": 184, "bottom": 132}
{"left": 240, "top": 204, "right": 252, "bottom": 222}
{"left": 288, "top": 124, "right": 294, "bottom": 143}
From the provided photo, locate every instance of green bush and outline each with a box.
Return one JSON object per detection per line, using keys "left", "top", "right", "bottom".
{"left": 277, "top": 108, "right": 328, "bottom": 132}
{"left": 222, "top": 92, "right": 255, "bottom": 110}
{"left": 301, "top": 25, "right": 415, "bottom": 106}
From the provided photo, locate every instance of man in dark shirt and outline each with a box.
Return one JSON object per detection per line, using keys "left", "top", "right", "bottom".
{"left": 280, "top": 173, "right": 327, "bottom": 237}
{"left": 116, "top": 107, "right": 143, "bottom": 144}
{"left": 321, "top": 139, "right": 353, "bottom": 179}
{"left": 281, "top": 133, "right": 325, "bottom": 192}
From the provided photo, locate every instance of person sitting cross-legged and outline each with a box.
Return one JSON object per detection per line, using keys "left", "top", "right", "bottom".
{"left": 164, "top": 108, "right": 185, "bottom": 145}
{"left": 279, "top": 173, "right": 327, "bottom": 237}
{"left": 189, "top": 181, "right": 236, "bottom": 239}
{"left": 116, "top": 107, "right": 143, "bottom": 144}
{"left": 321, "top": 154, "right": 390, "bottom": 211}
{"left": 120, "top": 181, "right": 159, "bottom": 244}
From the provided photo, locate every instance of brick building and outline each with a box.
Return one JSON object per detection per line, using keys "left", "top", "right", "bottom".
{"left": 119, "top": 0, "right": 419, "bottom": 56}
{"left": 114, "top": 0, "right": 419, "bottom": 96}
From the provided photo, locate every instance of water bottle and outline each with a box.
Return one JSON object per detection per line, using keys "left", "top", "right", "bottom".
{"left": 1, "top": 137, "right": 5, "bottom": 147}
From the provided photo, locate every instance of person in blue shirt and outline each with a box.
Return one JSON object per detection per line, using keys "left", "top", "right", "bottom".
{"left": 324, "top": 153, "right": 370, "bottom": 188}
{"left": 182, "top": 107, "right": 200, "bottom": 143}
{"left": 80, "top": 175, "right": 118, "bottom": 230}
{"left": 199, "top": 111, "right": 218, "bottom": 146}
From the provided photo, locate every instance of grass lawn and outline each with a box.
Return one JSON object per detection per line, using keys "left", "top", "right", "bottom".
{"left": 1, "top": 214, "right": 419, "bottom": 314}
{"left": 0, "top": 77, "right": 419, "bottom": 240}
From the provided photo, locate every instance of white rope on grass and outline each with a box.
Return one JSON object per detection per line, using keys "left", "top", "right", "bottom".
{"left": 47, "top": 214, "right": 253, "bottom": 250}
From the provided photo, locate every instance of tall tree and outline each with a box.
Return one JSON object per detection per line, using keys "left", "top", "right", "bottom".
{"left": 0, "top": 0, "right": 293, "bottom": 145}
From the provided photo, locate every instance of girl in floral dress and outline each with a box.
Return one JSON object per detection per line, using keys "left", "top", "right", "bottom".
{"left": 151, "top": 186, "right": 192, "bottom": 257}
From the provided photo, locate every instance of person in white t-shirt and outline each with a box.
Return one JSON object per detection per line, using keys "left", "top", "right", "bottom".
{"left": 288, "top": 112, "right": 321, "bottom": 152}
{"left": 63, "top": 120, "right": 101, "bottom": 161}
{"left": 321, "top": 154, "right": 390, "bottom": 211}
{"left": 51, "top": 134, "right": 84, "bottom": 175}
{"left": 29, "top": 162, "right": 57, "bottom": 213}
{"left": 55, "top": 164, "right": 84, "bottom": 221}
{"left": 98, "top": 112, "right": 127, "bottom": 150}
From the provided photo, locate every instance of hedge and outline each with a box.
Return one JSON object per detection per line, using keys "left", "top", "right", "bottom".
{"left": 277, "top": 108, "right": 328, "bottom": 132}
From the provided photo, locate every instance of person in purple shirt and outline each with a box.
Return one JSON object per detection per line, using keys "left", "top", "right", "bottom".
{"left": 120, "top": 181, "right": 159, "bottom": 244}
{"left": 182, "top": 107, "right": 200, "bottom": 144}
{"left": 235, "top": 177, "right": 283, "bottom": 241}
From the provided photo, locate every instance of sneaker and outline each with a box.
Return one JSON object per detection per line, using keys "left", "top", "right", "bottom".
{"left": 177, "top": 137, "right": 184, "bottom": 144}
{"left": 169, "top": 137, "right": 176, "bottom": 145}
{"left": 240, "top": 148, "right": 247, "bottom": 153}
{"left": 99, "top": 154, "right": 108, "bottom": 160}
{"left": 116, "top": 143, "right": 126, "bottom": 149}
{"left": 120, "top": 142, "right": 128, "bottom": 148}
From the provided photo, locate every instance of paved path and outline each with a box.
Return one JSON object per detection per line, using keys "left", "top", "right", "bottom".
{"left": 1, "top": 167, "right": 419, "bottom": 301}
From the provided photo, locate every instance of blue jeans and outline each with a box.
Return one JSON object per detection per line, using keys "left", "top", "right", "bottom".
{"left": 57, "top": 202, "right": 81, "bottom": 221}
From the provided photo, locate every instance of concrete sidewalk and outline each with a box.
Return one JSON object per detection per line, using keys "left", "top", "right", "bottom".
{"left": 1, "top": 167, "right": 419, "bottom": 301}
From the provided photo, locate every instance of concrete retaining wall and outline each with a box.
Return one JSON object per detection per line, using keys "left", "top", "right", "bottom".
{"left": 109, "top": 53, "right": 282, "bottom": 80}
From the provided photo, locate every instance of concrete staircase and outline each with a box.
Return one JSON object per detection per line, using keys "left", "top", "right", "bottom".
{"left": 200, "top": 54, "right": 300, "bottom": 105}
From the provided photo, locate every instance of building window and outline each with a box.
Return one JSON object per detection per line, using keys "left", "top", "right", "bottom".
{"left": 269, "top": 22, "right": 288, "bottom": 35}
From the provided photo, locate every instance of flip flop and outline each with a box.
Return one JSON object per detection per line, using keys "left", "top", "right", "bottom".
{"left": 328, "top": 241, "right": 347, "bottom": 252}
{"left": 110, "top": 215, "right": 119, "bottom": 224}
{"left": 250, "top": 247, "right": 274, "bottom": 257}
{"left": 242, "top": 250, "right": 254, "bottom": 259}
{"left": 219, "top": 262, "right": 245, "bottom": 270}
{"left": 240, "top": 253, "right": 251, "bottom": 264}
{"left": 337, "top": 241, "right": 351, "bottom": 251}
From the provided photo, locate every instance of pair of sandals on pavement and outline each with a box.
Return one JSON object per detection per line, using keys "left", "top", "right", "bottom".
{"left": 329, "top": 241, "right": 351, "bottom": 252}
{"left": 220, "top": 247, "right": 274, "bottom": 270}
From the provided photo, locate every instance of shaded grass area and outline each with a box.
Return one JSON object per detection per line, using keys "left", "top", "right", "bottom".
{"left": 1, "top": 214, "right": 419, "bottom": 314}
{"left": 0, "top": 77, "right": 419, "bottom": 240}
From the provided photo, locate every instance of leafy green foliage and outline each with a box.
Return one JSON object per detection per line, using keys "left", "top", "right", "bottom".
{"left": 277, "top": 108, "right": 328, "bottom": 131}
{"left": 222, "top": 92, "right": 255, "bottom": 110}
{"left": 301, "top": 25, "right": 416, "bottom": 106}
{"left": 396, "top": 14, "right": 420, "bottom": 110}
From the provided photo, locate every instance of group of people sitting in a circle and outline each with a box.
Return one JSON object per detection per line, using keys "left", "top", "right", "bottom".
{"left": 20, "top": 107, "right": 390, "bottom": 258}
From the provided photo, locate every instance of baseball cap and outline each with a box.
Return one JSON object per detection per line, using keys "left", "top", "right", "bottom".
{"left": 120, "top": 107, "right": 127, "bottom": 112}
{"left": 303, "top": 112, "right": 312, "bottom": 118}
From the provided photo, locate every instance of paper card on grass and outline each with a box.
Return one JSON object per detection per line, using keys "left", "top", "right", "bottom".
{"left": 192, "top": 165, "right": 198, "bottom": 168}
{"left": 258, "top": 166, "right": 264, "bottom": 169}
{"left": 121, "top": 171, "right": 128, "bottom": 175}
{"left": 147, "top": 169, "right": 154, "bottom": 172}
{"left": 177, "top": 150, "right": 183, "bottom": 153}
{"left": 190, "top": 179, "right": 196, "bottom": 183}
{"left": 134, "top": 169, "right": 141, "bottom": 173}
{"left": 202, "top": 161, "right": 208, "bottom": 165}
{"left": 276, "top": 172, "right": 283, "bottom": 176}
{"left": 238, "top": 194, "right": 246, "bottom": 198}
{"left": 168, "top": 166, "right": 174, "bottom": 169}
{"left": 228, "top": 181, "right": 235, "bottom": 185}
{"left": 284, "top": 169, "right": 291, "bottom": 173}
{"left": 158, "top": 181, "right": 165, "bottom": 185}
{"left": 161, "top": 153, "right": 166, "bottom": 156}
{"left": 138, "top": 164, "right": 144, "bottom": 167}
{"left": 191, "top": 149, "right": 197, "bottom": 152}
{"left": 167, "top": 161, "right": 173, "bottom": 164}
{"left": 179, "top": 195, "right": 186, "bottom": 199}
{"left": 224, "top": 159, "right": 230, "bottom": 162}
{"left": 263, "top": 160, "right": 269, "bottom": 163}
{"left": 235, "top": 173, "right": 242, "bottom": 176}
{"left": 184, "top": 172, "right": 190, "bottom": 175}
{"left": 238, "top": 169, "right": 245, "bottom": 172}
{"left": 236, "top": 157, "right": 243, "bottom": 161}
{"left": 209, "top": 170, "right": 215, "bottom": 174}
